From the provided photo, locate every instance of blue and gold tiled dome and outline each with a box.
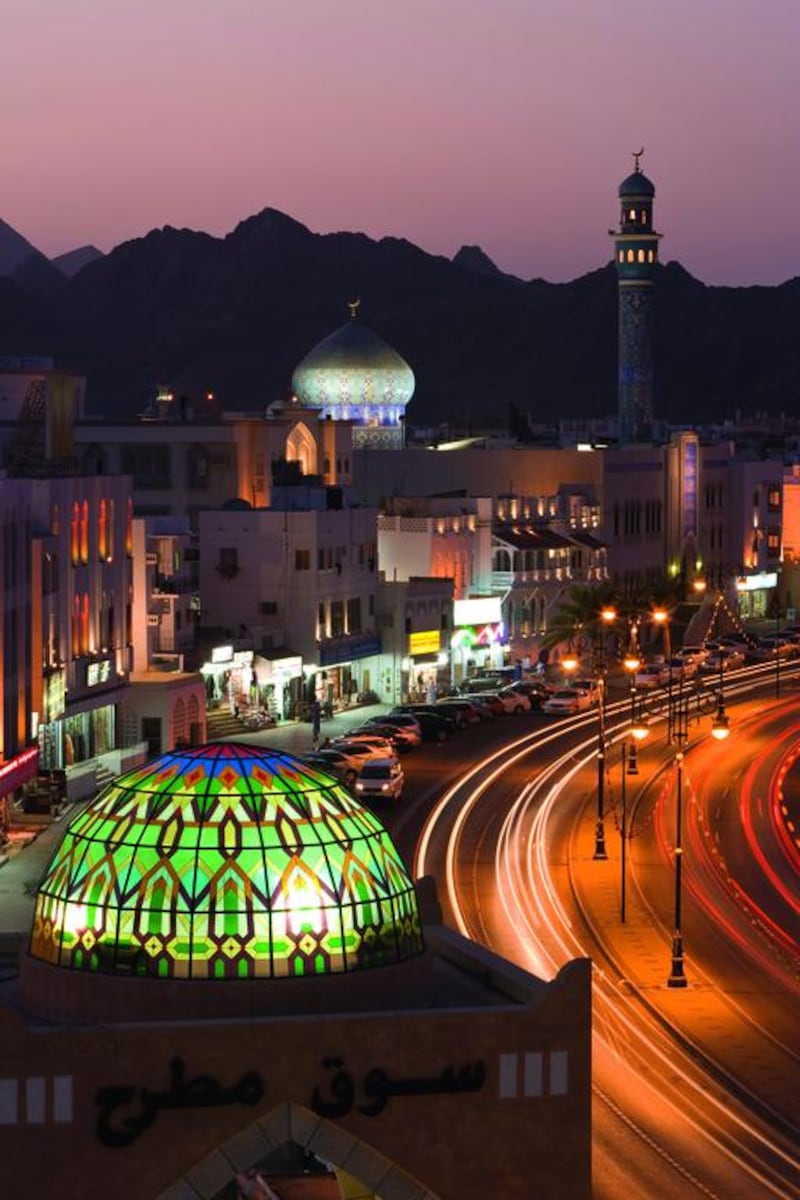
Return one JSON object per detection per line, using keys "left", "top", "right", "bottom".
{"left": 29, "top": 744, "right": 423, "bottom": 981}
{"left": 291, "top": 314, "right": 414, "bottom": 446}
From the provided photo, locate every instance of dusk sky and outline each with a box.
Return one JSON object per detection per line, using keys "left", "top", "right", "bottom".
{"left": 3, "top": 1, "right": 798, "bottom": 286}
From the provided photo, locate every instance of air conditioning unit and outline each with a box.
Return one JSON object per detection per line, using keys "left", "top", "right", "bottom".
{"left": 146, "top": 613, "right": 161, "bottom": 627}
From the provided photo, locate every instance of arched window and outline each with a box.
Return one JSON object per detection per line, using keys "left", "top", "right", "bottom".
{"left": 618, "top": 250, "right": 624, "bottom": 263}
{"left": 81, "top": 593, "right": 90, "bottom": 654}
{"left": 637, "top": 249, "right": 645, "bottom": 263}
{"left": 494, "top": 548, "right": 511, "bottom": 573}
{"left": 107, "top": 499, "right": 115, "bottom": 560}
{"left": 70, "top": 503, "right": 80, "bottom": 565}
{"left": 640, "top": 210, "right": 647, "bottom": 223}
{"left": 51, "top": 504, "right": 60, "bottom": 536}
{"left": 80, "top": 501, "right": 89, "bottom": 563}
{"left": 285, "top": 421, "right": 318, "bottom": 476}
{"left": 98, "top": 499, "right": 107, "bottom": 560}
{"left": 627, "top": 249, "right": 634, "bottom": 263}
{"left": 125, "top": 498, "right": 133, "bottom": 556}
{"left": 628, "top": 208, "right": 636, "bottom": 221}
{"left": 72, "top": 595, "right": 81, "bottom": 657}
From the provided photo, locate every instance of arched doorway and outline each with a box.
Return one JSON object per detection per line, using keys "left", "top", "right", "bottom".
{"left": 285, "top": 422, "right": 319, "bottom": 477}
{"left": 158, "top": 1101, "right": 441, "bottom": 1200}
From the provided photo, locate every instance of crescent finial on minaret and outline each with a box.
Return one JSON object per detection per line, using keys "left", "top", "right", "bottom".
{"left": 632, "top": 147, "right": 645, "bottom": 172}
{"left": 347, "top": 298, "right": 361, "bottom": 320}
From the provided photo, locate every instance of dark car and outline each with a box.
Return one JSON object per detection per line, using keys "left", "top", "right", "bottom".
{"left": 392, "top": 702, "right": 469, "bottom": 729}
{"left": 390, "top": 708, "right": 455, "bottom": 741}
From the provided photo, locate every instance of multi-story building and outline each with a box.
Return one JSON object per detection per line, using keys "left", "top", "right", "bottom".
{"left": 198, "top": 484, "right": 380, "bottom": 717}
{"left": 376, "top": 575, "right": 454, "bottom": 703}
{"left": 377, "top": 495, "right": 493, "bottom": 597}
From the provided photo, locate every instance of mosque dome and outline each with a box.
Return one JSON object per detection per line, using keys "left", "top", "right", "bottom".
{"left": 618, "top": 169, "right": 655, "bottom": 198}
{"left": 291, "top": 315, "right": 415, "bottom": 421}
{"left": 29, "top": 743, "right": 423, "bottom": 982}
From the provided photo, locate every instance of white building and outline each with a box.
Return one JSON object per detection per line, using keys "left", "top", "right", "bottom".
{"left": 377, "top": 495, "right": 493, "bottom": 597}
{"left": 198, "top": 486, "right": 380, "bottom": 717}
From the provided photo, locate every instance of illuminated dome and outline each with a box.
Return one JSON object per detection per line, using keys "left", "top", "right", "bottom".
{"left": 291, "top": 313, "right": 414, "bottom": 447}
{"left": 29, "top": 743, "right": 422, "bottom": 982}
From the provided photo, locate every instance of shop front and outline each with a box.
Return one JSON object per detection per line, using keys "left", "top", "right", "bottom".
{"left": 199, "top": 644, "right": 255, "bottom": 714}
{"left": 735, "top": 570, "right": 778, "bottom": 619}
{"left": 38, "top": 664, "right": 123, "bottom": 770}
{"left": 253, "top": 652, "right": 303, "bottom": 721}
{"left": 450, "top": 596, "right": 508, "bottom": 683}
{"left": 403, "top": 629, "right": 450, "bottom": 701}
{"left": 0, "top": 745, "right": 41, "bottom": 830}
{"left": 307, "top": 633, "right": 382, "bottom": 713}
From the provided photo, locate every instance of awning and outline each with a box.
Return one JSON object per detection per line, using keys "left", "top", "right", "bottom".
{"left": 0, "top": 746, "right": 40, "bottom": 798}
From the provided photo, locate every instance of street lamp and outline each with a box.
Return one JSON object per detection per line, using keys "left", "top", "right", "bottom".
{"left": 620, "top": 683, "right": 649, "bottom": 923}
{"left": 590, "top": 605, "right": 619, "bottom": 860}
{"left": 666, "top": 674, "right": 730, "bottom": 988}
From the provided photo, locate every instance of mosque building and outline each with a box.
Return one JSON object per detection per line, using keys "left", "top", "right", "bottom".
{"left": 2, "top": 742, "right": 592, "bottom": 1200}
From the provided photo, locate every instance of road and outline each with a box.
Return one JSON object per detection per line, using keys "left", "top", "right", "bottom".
{"left": 384, "top": 665, "right": 800, "bottom": 1198}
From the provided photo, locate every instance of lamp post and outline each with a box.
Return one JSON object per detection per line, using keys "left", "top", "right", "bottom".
{"left": 590, "top": 605, "right": 619, "bottom": 860}
{"left": 620, "top": 688, "right": 649, "bottom": 924}
{"left": 666, "top": 670, "right": 730, "bottom": 988}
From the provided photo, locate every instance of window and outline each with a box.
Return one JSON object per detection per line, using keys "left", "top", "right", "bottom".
{"left": 629, "top": 208, "right": 636, "bottom": 221}
{"left": 346, "top": 597, "right": 362, "bottom": 634}
{"left": 627, "top": 249, "right": 634, "bottom": 263}
{"left": 80, "top": 501, "right": 89, "bottom": 562}
{"left": 295, "top": 549, "right": 310, "bottom": 570}
{"left": 98, "top": 499, "right": 108, "bottom": 560}
{"left": 330, "top": 600, "right": 345, "bottom": 637}
{"left": 259, "top": 600, "right": 278, "bottom": 615}
{"left": 767, "top": 528, "right": 781, "bottom": 557}
{"left": 637, "top": 249, "right": 645, "bottom": 263}
{"left": 767, "top": 486, "right": 781, "bottom": 511}
{"left": 368, "top": 594, "right": 374, "bottom": 616}
{"left": 217, "top": 547, "right": 239, "bottom": 578}
{"left": 647, "top": 249, "right": 654, "bottom": 263}
{"left": 618, "top": 250, "right": 624, "bottom": 263}
{"left": 318, "top": 548, "right": 325, "bottom": 570}
{"left": 125, "top": 498, "right": 133, "bottom": 556}
{"left": 640, "top": 210, "right": 647, "bottom": 224}
{"left": 71, "top": 502, "right": 80, "bottom": 565}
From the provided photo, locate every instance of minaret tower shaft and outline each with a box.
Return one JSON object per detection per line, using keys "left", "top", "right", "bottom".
{"left": 611, "top": 151, "right": 662, "bottom": 443}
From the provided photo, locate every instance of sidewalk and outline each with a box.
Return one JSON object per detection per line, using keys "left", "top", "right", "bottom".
{"left": 0, "top": 704, "right": 391, "bottom": 957}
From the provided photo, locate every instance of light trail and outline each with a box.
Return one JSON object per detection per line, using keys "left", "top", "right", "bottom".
{"left": 414, "top": 666, "right": 800, "bottom": 1198}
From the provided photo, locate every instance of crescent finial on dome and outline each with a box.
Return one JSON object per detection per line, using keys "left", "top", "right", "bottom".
{"left": 347, "top": 298, "right": 361, "bottom": 320}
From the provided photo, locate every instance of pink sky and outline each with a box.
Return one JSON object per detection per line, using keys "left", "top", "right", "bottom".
{"left": 2, "top": 0, "right": 798, "bottom": 285}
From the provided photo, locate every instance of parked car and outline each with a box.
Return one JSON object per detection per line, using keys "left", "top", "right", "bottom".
{"left": 391, "top": 703, "right": 467, "bottom": 729}
{"left": 354, "top": 758, "right": 405, "bottom": 802}
{"left": 362, "top": 715, "right": 422, "bottom": 746}
{"left": 543, "top": 688, "right": 593, "bottom": 715}
{"left": 666, "top": 656, "right": 697, "bottom": 681}
{"left": 507, "top": 679, "right": 551, "bottom": 707}
{"left": 434, "top": 699, "right": 482, "bottom": 725}
{"left": 747, "top": 637, "right": 797, "bottom": 662}
{"left": 701, "top": 648, "right": 745, "bottom": 673}
{"left": 301, "top": 748, "right": 366, "bottom": 786}
{"left": 568, "top": 679, "right": 598, "bottom": 704}
{"left": 458, "top": 695, "right": 496, "bottom": 720}
{"left": 675, "top": 644, "right": 708, "bottom": 665}
{"left": 327, "top": 737, "right": 397, "bottom": 766}
{"left": 634, "top": 663, "right": 668, "bottom": 690}
{"left": 355, "top": 721, "right": 418, "bottom": 751}
{"left": 389, "top": 708, "right": 455, "bottom": 740}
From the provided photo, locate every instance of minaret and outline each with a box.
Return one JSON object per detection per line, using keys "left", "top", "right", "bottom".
{"left": 611, "top": 150, "right": 662, "bottom": 443}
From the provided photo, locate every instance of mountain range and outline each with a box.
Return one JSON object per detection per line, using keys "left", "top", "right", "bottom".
{"left": 1, "top": 211, "right": 799, "bottom": 427}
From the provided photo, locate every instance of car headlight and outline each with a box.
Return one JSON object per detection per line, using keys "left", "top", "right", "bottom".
{"left": 381, "top": 783, "right": 390, "bottom": 791}
{"left": 355, "top": 782, "right": 364, "bottom": 791}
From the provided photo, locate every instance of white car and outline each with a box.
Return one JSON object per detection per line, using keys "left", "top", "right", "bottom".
{"left": 569, "top": 679, "right": 598, "bottom": 704}
{"left": 543, "top": 688, "right": 593, "bottom": 715}
{"left": 328, "top": 737, "right": 398, "bottom": 764}
{"left": 634, "top": 664, "right": 668, "bottom": 690}
{"left": 354, "top": 758, "right": 405, "bottom": 801}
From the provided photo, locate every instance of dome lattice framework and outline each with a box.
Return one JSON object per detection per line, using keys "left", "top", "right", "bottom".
{"left": 29, "top": 744, "right": 422, "bottom": 981}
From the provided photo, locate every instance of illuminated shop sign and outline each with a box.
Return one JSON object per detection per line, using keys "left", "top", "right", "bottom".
{"left": 211, "top": 645, "right": 234, "bottom": 664}
{"left": 736, "top": 572, "right": 778, "bottom": 592}
{"left": 0, "top": 745, "right": 39, "bottom": 796}
{"left": 87, "top": 660, "right": 112, "bottom": 687}
{"left": 453, "top": 597, "right": 502, "bottom": 626}
{"left": 44, "top": 670, "right": 66, "bottom": 721}
{"left": 408, "top": 630, "right": 441, "bottom": 656}
{"left": 450, "top": 622, "right": 505, "bottom": 649}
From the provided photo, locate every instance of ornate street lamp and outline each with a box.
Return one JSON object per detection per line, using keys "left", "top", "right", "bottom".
{"left": 592, "top": 606, "right": 617, "bottom": 860}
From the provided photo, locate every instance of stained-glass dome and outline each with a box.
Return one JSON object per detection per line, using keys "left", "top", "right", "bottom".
{"left": 291, "top": 317, "right": 415, "bottom": 431}
{"left": 29, "top": 744, "right": 423, "bottom": 981}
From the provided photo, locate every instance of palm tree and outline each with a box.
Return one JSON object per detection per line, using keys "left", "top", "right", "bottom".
{"left": 540, "top": 584, "right": 618, "bottom": 654}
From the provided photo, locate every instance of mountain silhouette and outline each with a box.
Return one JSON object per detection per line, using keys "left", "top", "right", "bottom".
{"left": 0, "top": 207, "right": 797, "bottom": 426}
